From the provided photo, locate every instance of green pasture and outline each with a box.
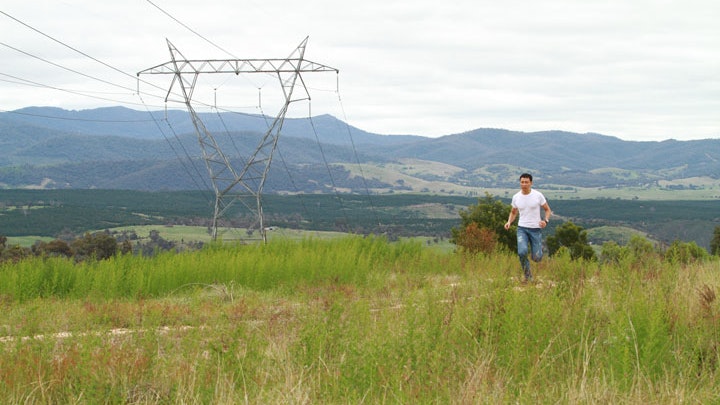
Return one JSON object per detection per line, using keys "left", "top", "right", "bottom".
{"left": 547, "top": 186, "right": 720, "bottom": 201}
{"left": 112, "top": 225, "right": 354, "bottom": 243}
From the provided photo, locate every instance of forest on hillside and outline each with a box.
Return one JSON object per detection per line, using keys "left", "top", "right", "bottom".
{"left": 0, "top": 189, "right": 718, "bottom": 250}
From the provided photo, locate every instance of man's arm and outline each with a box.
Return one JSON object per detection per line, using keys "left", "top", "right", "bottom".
{"left": 504, "top": 207, "right": 518, "bottom": 230}
{"left": 541, "top": 202, "right": 552, "bottom": 227}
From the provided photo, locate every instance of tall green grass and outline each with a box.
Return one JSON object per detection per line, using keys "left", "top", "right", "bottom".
{"left": 0, "top": 236, "right": 719, "bottom": 403}
{"left": 0, "top": 236, "right": 427, "bottom": 301}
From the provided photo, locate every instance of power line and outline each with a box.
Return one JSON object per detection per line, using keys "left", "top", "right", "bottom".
{"left": 0, "top": 41, "right": 137, "bottom": 93}
{"left": 1, "top": 33, "right": 218, "bottom": 118}
{"left": 0, "top": 72, "right": 156, "bottom": 110}
{"left": 307, "top": 114, "right": 352, "bottom": 230}
{"left": 145, "top": 0, "right": 237, "bottom": 59}
{"left": 1, "top": 7, "right": 263, "bottom": 113}
{"left": 2, "top": 5, "right": 382, "bottom": 236}
{"left": 0, "top": 9, "right": 189, "bottom": 106}
{"left": 335, "top": 88, "right": 382, "bottom": 228}
{"left": 0, "top": 10, "right": 137, "bottom": 83}
{"left": 0, "top": 107, "right": 156, "bottom": 124}
{"left": 138, "top": 95, "right": 215, "bottom": 202}
{"left": 0, "top": 8, "right": 214, "bottom": 198}
{"left": 143, "top": 0, "right": 267, "bottom": 89}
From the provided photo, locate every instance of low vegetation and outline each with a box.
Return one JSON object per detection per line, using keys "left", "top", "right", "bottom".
{"left": 0, "top": 236, "right": 719, "bottom": 403}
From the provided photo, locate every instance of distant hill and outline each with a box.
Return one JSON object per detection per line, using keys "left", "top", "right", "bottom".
{"left": 0, "top": 106, "right": 718, "bottom": 193}
{"left": 3, "top": 106, "right": 419, "bottom": 144}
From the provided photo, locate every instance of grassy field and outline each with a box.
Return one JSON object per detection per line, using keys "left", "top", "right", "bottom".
{"left": 1, "top": 236, "right": 719, "bottom": 403}
{"left": 6, "top": 225, "right": 456, "bottom": 253}
{"left": 586, "top": 226, "right": 653, "bottom": 246}
{"left": 5, "top": 226, "right": 353, "bottom": 248}
{"left": 546, "top": 186, "right": 720, "bottom": 201}
{"left": 342, "top": 161, "right": 720, "bottom": 201}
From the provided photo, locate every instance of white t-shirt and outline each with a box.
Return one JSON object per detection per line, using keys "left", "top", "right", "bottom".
{"left": 511, "top": 189, "right": 547, "bottom": 228}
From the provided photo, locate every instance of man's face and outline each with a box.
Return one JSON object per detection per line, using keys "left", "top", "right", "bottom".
{"left": 520, "top": 177, "right": 532, "bottom": 193}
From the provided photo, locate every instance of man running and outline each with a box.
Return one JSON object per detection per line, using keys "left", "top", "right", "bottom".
{"left": 504, "top": 173, "right": 552, "bottom": 282}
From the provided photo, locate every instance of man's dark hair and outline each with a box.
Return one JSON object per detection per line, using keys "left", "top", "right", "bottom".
{"left": 520, "top": 173, "right": 533, "bottom": 181}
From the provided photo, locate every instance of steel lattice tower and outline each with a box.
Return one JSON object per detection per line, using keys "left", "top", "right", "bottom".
{"left": 138, "top": 37, "right": 337, "bottom": 242}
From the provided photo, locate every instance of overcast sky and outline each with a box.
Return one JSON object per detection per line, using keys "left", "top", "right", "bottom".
{"left": 1, "top": 0, "right": 718, "bottom": 141}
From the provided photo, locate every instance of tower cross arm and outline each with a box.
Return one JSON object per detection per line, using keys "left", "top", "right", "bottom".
{"left": 137, "top": 58, "right": 338, "bottom": 76}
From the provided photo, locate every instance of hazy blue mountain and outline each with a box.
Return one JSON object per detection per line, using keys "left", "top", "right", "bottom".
{"left": 0, "top": 106, "right": 718, "bottom": 191}
{"left": 3, "top": 106, "right": 421, "bottom": 145}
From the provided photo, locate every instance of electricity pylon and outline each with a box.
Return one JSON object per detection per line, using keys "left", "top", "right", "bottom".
{"left": 138, "top": 37, "right": 337, "bottom": 242}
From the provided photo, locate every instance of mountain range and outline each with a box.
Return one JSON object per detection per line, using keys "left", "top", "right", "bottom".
{"left": 0, "top": 106, "right": 718, "bottom": 194}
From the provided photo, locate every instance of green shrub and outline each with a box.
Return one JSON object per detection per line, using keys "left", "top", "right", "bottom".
{"left": 664, "top": 240, "right": 709, "bottom": 264}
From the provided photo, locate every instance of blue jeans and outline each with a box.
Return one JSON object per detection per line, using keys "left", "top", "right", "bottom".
{"left": 517, "top": 226, "right": 544, "bottom": 280}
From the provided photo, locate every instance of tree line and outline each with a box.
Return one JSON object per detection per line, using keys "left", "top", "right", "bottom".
{"left": 2, "top": 193, "right": 719, "bottom": 266}
{"left": 0, "top": 230, "right": 204, "bottom": 264}
{"left": 451, "top": 193, "right": 720, "bottom": 264}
